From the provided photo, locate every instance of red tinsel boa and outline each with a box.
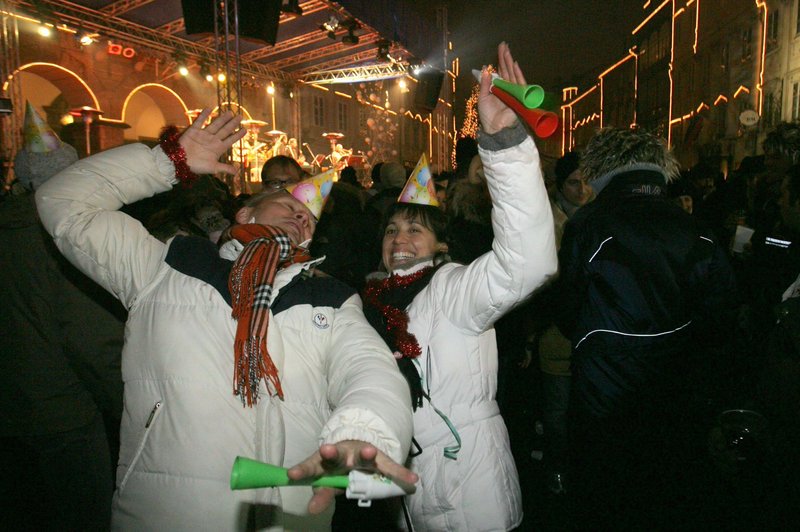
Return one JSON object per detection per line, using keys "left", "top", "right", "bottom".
{"left": 363, "top": 267, "right": 433, "bottom": 360}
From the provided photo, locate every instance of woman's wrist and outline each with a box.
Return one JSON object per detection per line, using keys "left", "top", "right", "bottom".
{"left": 159, "top": 125, "right": 198, "bottom": 187}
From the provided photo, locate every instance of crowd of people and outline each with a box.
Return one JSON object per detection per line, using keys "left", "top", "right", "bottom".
{"left": 2, "top": 41, "right": 799, "bottom": 530}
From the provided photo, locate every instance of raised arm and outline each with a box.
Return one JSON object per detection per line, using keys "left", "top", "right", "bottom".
{"left": 435, "top": 43, "right": 558, "bottom": 333}
{"left": 36, "top": 109, "right": 245, "bottom": 308}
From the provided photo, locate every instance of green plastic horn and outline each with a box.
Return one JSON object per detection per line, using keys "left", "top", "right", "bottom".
{"left": 230, "top": 456, "right": 350, "bottom": 490}
{"left": 491, "top": 78, "right": 546, "bottom": 109}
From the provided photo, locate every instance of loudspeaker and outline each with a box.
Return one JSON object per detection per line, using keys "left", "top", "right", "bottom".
{"left": 181, "top": 0, "right": 282, "bottom": 45}
{"left": 413, "top": 70, "right": 445, "bottom": 113}
{"left": 181, "top": 0, "right": 214, "bottom": 36}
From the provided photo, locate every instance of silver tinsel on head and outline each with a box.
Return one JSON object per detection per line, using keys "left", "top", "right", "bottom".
{"left": 14, "top": 142, "right": 79, "bottom": 190}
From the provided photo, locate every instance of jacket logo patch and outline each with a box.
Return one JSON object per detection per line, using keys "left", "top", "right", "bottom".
{"left": 313, "top": 313, "right": 329, "bottom": 329}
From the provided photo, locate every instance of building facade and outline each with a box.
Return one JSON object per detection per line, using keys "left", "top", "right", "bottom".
{"left": 561, "top": 0, "right": 800, "bottom": 173}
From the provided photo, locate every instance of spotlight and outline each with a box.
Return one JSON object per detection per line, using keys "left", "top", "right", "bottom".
{"left": 37, "top": 24, "right": 51, "bottom": 37}
{"left": 200, "top": 62, "right": 212, "bottom": 82}
{"left": 398, "top": 79, "right": 407, "bottom": 90}
{"left": 320, "top": 15, "right": 339, "bottom": 39}
{"left": 266, "top": 84, "right": 275, "bottom": 96}
{"left": 217, "top": 72, "right": 226, "bottom": 83}
{"left": 281, "top": 0, "right": 303, "bottom": 17}
{"left": 179, "top": 65, "right": 189, "bottom": 76}
{"left": 78, "top": 32, "right": 98, "bottom": 46}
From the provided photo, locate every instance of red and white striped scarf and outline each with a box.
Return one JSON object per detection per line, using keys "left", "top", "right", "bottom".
{"left": 228, "top": 224, "right": 311, "bottom": 406}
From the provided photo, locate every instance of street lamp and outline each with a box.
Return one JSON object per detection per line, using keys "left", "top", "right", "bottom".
{"left": 70, "top": 106, "right": 103, "bottom": 155}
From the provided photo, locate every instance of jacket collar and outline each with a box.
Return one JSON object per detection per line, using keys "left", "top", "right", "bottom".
{"left": 591, "top": 163, "right": 669, "bottom": 196}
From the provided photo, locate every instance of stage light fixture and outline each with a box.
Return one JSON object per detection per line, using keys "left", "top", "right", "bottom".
{"left": 281, "top": 0, "right": 303, "bottom": 17}
{"left": 37, "top": 24, "right": 51, "bottom": 37}
{"left": 341, "top": 26, "right": 359, "bottom": 46}
{"left": 217, "top": 73, "right": 226, "bottom": 83}
{"left": 376, "top": 40, "right": 391, "bottom": 62}
{"left": 266, "top": 84, "right": 276, "bottom": 96}
{"left": 78, "top": 33, "right": 98, "bottom": 46}
{"left": 179, "top": 65, "right": 189, "bottom": 76}
{"left": 200, "top": 62, "right": 212, "bottom": 82}
{"left": 320, "top": 15, "right": 339, "bottom": 39}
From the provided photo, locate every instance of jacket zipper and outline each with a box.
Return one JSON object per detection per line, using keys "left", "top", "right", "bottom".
{"left": 119, "top": 401, "right": 163, "bottom": 493}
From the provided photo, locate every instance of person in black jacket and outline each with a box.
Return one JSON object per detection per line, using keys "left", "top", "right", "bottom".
{"left": 556, "top": 127, "right": 738, "bottom": 529}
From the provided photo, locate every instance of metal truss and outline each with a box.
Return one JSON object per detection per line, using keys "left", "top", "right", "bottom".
{"left": 158, "top": 0, "right": 328, "bottom": 38}
{"left": 268, "top": 32, "right": 381, "bottom": 71}
{"left": 301, "top": 62, "right": 409, "bottom": 84}
{"left": 7, "top": 0, "right": 291, "bottom": 81}
{"left": 100, "top": 0, "right": 155, "bottom": 17}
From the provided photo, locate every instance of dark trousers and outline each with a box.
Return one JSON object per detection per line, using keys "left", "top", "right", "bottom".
{"left": 0, "top": 414, "right": 113, "bottom": 531}
{"left": 569, "top": 400, "right": 702, "bottom": 530}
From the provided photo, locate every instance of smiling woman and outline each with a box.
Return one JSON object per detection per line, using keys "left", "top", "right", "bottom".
{"left": 359, "top": 43, "right": 558, "bottom": 532}
{"left": 381, "top": 203, "right": 449, "bottom": 271}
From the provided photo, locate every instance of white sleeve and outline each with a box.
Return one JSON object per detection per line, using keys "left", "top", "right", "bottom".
{"left": 35, "top": 144, "right": 177, "bottom": 308}
{"left": 320, "top": 294, "right": 413, "bottom": 463}
{"left": 436, "top": 135, "right": 558, "bottom": 333}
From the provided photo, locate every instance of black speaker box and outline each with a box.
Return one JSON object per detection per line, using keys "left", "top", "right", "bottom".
{"left": 413, "top": 70, "right": 445, "bottom": 113}
{"left": 181, "top": 0, "right": 282, "bottom": 45}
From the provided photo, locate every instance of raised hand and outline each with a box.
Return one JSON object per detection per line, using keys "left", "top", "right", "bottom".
{"left": 287, "top": 440, "right": 418, "bottom": 514}
{"left": 178, "top": 108, "right": 247, "bottom": 175}
{"left": 478, "top": 42, "right": 527, "bottom": 135}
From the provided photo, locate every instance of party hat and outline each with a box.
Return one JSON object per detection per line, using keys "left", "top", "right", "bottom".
{"left": 398, "top": 153, "right": 438, "bottom": 207}
{"left": 284, "top": 167, "right": 334, "bottom": 219}
{"left": 23, "top": 102, "right": 62, "bottom": 153}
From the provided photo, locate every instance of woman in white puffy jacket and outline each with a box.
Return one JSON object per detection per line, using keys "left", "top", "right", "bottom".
{"left": 362, "top": 43, "right": 557, "bottom": 531}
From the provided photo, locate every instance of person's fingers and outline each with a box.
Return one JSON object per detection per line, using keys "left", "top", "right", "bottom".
{"left": 498, "top": 42, "right": 512, "bottom": 80}
{"left": 217, "top": 114, "right": 243, "bottom": 140}
{"left": 319, "top": 443, "right": 343, "bottom": 468}
{"left": 286, "top": 454, "right": 322, "bottom": 481}
{"left": 356, "top": 444, "right": 378, "bottom": 468}
{"left": 223, "top": 126, "right": 248, "bottom": 147}
{"left": 512, "top": 60, "right": 527, "bottom": 86}
{"left": 479, "top": 67, "right": 493, "bottom": 98}
{"left": 189, "top": 108, "right": 212, "bottom": 130}
{"left": 307, "top": 487, "right": 337, "bottom": 515}
{"left": 204, "top": 110, "right": 232, "bottom": 134}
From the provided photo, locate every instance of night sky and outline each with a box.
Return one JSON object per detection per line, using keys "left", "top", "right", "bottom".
{"left": 443, "top": 0, "right": 644, "bottom": 123}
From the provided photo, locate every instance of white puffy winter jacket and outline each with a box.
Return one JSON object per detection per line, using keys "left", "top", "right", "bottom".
{"left": 402, "top": 131, "right": 557, "bottom": 531}
{"left": 36, "top": 144, "right": 412, "bottom": 531}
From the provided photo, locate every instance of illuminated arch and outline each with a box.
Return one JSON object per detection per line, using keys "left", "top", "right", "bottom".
{"left": 213, "top": 102, "right": 253, "bottom": 120}
{"left": 119, "top": 83, "right": 190, "bottom": 126}
{"left": 3, "top": 62, "right": 100, "bottom": 109}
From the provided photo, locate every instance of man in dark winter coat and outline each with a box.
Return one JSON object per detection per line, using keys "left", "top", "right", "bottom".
{"left": 556, "top": 127, "right": 738, "bottom": 528}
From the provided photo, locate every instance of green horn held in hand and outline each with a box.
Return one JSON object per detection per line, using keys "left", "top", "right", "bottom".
{"left": 491, "top": 78, "right": 546, "bottom": 109}
{"left": 230, "top": 456, "right": 350, "bottom": 490}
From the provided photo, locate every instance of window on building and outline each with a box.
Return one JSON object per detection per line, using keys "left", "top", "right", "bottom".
{"left": 721, "top": 43, "right": 729, "bottom": 72}
{"left": 337, "top": 101, "right": 348, "bottom": 131}
{"left": 797, "top": 1, "right": 800, "bottom": 34}
{"left": 313, "top": 95, "right": 325, "bottom": 127}
{"left": 764, "top": 90, "right": 782, "bottom": 128}
{"left": 793, "top": 82, "right": 800, "bottom": 121}
{"left": 767, "top": 9, "right": 780, "bottom": 50}
{"left": 741, "top": 26, "right": 753, "bottom": 61}
{"left": 359, "top": 107, "right": 368, "bottom": 131}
